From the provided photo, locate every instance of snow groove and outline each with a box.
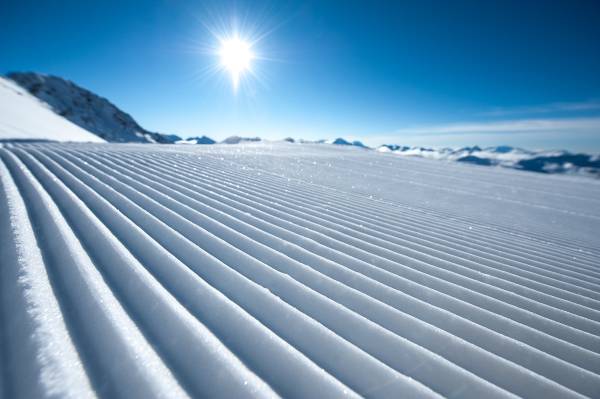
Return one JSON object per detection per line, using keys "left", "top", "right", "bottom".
{"left": 125, "top": 152, "right": 600, "bottom": 305}
{"left": 1, "top": 142, "right": 600, "bottom": 398}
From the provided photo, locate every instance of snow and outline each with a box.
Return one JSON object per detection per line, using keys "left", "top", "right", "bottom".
{"left": 176, "top": 135, "right": 216, "bottom": 145}
{"left": 0, "top": 159, "right": 94, "bottom": 398}
{"left": 4, "top": 69, "right": 598, "bottom": 179}
{"left": 222, "top": 136, "right": 262, "bottom": 144}
{"left": 6, "top": 73, "right": 179, "bottom": 143}
{"left": 378, "top": 144, "right": 600, "bottom": 177}
{"left": 0, "top": 77, "right": 104, "bottom": 143}
{"left": 327, "top": 138, "right": 368, "bottom": 148}
{"left": 1, "top": 141, "right": 600, "bottom": 398}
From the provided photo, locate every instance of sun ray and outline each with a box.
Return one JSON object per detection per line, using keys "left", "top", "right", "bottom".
{"left": 185, "top": 3, "right": 291, "bottom": 95}
{"left": 218, "top": 35, "right": 254, "bottom": 91}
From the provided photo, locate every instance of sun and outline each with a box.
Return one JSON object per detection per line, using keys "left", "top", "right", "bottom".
{"left": 197, "top": 11, "right": 271, "bottom": 93}
{"left": 219, "top": 36, "right": 254, "bottom": 90}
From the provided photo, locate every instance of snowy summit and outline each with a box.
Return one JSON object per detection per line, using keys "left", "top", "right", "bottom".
{"left": 6, "top": 73, "right": 181, "bottom": 143}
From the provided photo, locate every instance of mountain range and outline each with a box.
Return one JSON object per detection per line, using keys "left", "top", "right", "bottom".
{"left": 378, "top": 144, "right": 600, "bottom": 177}
{"left": 1, "top": 72, "right": 598, "bottom": 177}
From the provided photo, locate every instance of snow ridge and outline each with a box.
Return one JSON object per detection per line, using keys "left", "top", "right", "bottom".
{"left": 1, "top": 142, "right": 599, "bottom": 398}
{"left": 6, "top": 73, "right": 180, "bottom": 144}
{"left": 0, "top": 77, "right": 104, "bottom": 143}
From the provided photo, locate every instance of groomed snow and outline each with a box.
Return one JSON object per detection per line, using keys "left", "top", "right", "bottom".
{"left": 0, "top": 77, "right": 104, "bottom": 143}
{"left": 1, "top": 142, "right": 600, "bottom": 398}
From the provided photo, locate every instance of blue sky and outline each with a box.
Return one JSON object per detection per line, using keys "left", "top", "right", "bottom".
{"left": 2, "top": 0, "right": 600, "bottom": 150}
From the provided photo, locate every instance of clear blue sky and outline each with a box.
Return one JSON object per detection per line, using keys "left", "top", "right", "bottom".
{"left": 2, "top": 0, "right": 600, "bottom": 150}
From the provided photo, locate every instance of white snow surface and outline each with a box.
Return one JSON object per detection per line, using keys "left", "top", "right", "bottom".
{"left": 6, "top": 73, "right": 179, "bottom": 144}
{"left": 0, "top": 77, "right": 104, "bottom": 143}
{"left": 1, "top": 141, "right": 600, "bottom": 398}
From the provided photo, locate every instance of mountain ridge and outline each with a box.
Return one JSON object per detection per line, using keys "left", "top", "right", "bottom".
{"left": 7, "top": 72, "right": 181, "bottom": 144}
{"left": 377, "top": 144, "right": 600, "bottom": 177}
{"left": 4, "top": 72, "right": 599, "bottom": 177}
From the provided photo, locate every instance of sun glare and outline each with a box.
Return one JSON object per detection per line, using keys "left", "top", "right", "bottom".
{"left": 219, "top": 36, "right": 254, "bottom": 90}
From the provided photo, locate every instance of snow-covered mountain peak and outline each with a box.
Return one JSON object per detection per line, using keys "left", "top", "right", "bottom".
{"left": 7, "top": 72, "right": 180, "bottom": 143}
{"left": 176, "top": 135, "right": 216, "bottom": 145}
{"left": 221, "top": 136, "right": 262, "bottom": 144}
{"left": 0, "top": 76, "right": 104, "bottom": 143}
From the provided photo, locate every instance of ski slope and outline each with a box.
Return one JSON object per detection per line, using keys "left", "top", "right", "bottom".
{"left": 1, "top": 142, "right": 600, "bottom": 398}
{"left": 0, "top": 78, "right": 104, "bottom": 143}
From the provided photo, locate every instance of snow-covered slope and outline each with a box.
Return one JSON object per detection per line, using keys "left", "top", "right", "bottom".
{"left": 6, "top": 72, "right": 180, "bottom": 143}
{"left": 0, "top": 77, "right": 104, "bottom": 143}
{"left": 1, "top": 142, "right": 599, "bottom": 398}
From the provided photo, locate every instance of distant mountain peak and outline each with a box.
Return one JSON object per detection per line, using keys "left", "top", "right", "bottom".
{"left": 177, "top": 135, "right": 216, "bottom": 145}
{"left": 329, "top": 137, "right": 369, "bottom": 148}
{"left": 221, "top": 136, "right": 261, "bottom": 144}
{"left": 331, "top": 137, "right": 351, "bottom": 145}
